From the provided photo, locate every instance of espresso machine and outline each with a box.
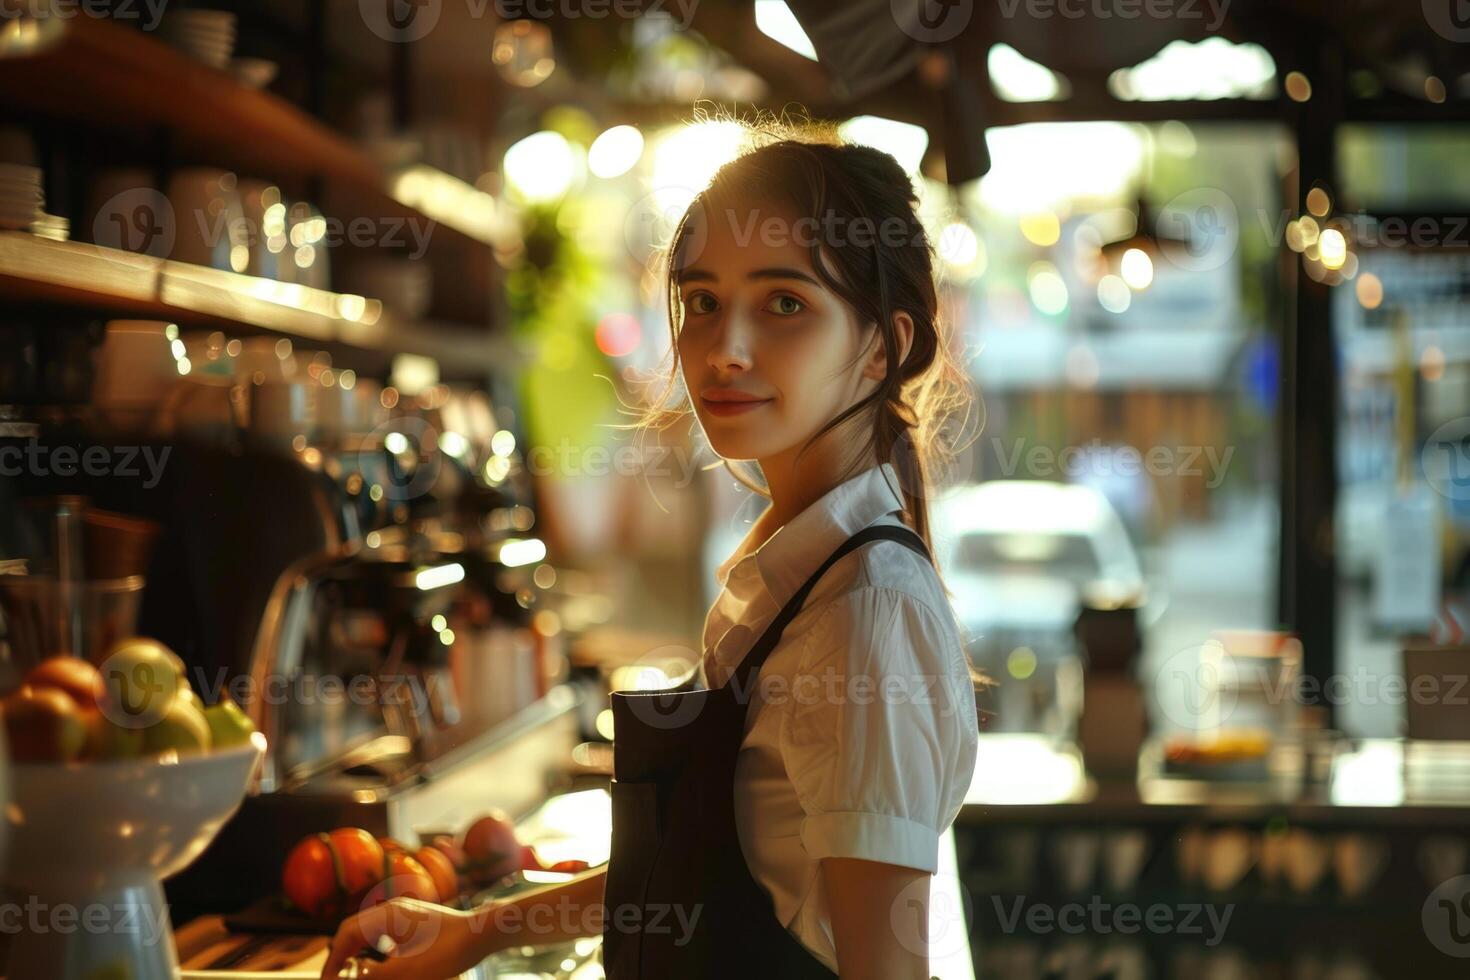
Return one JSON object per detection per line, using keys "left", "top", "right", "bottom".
{"left": 0, "top": 313, "right": 582, "bottom": 917}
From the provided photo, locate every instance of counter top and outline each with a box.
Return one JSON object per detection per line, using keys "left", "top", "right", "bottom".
{"left": 173, "top": 914, "right": 603, "bottom": 978}
{"left": 960, "top": 735, "right": 1470, "bottom": 827}
{"left": 176, "top": 917, "right": 330, "bottom": 974}
{"left": 172, "top": 787, "right": 612, "bottom": 977}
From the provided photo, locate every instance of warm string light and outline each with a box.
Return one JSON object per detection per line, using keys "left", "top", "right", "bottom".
{"left": 1286, "top": 182, "right": 1359, "bottom": 287}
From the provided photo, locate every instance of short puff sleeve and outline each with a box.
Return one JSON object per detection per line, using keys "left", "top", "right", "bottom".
{"left": 780, "top": 585, "right": 976, "bottom": 874}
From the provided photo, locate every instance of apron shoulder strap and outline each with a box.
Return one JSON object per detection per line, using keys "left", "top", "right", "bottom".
{"left": 729, "top": 522, "right": 931, "bottom": 695}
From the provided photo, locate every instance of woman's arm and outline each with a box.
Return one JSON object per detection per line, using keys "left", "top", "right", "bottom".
{"left": 822, "top": 857, "right": 932, "bottom": 980}
{"left": 319, "top": 865, "right": 607, "bottom": 979}
{"left": 469, "top": 864, "right": 608, "bottom": 949}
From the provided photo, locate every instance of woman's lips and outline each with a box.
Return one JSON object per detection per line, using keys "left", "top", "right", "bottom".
{"left": 700, "top": 395, "right": 773, "bottom": 417}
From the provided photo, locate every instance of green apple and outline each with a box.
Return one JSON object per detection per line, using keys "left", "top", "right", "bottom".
{"left": 98, "top": 638, "right": 182, "bottom": 729}
{"left": 142, "top": 696, "right": 211, "bottom": 756}
{"left": 81, "top": 708, "right": 145, "bottom": 760}
{"left": 168, "top": 650, "right": 193, "bottom": 695}
{"left": 203, "top": 698, "right": 256, "bottom": 749}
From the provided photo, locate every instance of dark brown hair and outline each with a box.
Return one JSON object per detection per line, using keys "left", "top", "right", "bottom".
{"left": 635, "top": 113, "right": 981, "bottom": 572}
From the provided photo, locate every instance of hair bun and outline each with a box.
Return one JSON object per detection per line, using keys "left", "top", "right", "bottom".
{"left": 838, "top": 144, "right": 920, "bottom": 205}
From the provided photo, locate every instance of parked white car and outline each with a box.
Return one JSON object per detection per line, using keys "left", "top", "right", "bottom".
{"left": 935, "top": 481, "right": 1148, "bottom": 735}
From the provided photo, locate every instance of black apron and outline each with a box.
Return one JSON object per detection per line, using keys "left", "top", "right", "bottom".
{"left": 602, "top": 522, "right": 932, "bottom": 979}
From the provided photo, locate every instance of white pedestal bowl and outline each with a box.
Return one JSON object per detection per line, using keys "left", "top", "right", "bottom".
{"left": 2, "top": 733, "right": 265, "bottom": 980}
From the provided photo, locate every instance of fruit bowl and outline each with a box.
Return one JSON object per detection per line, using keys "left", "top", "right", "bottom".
{"left": 2, "top": 733, "right": 266, "bottom": 980}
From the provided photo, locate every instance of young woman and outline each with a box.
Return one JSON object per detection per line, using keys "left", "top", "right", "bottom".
{"left": 321, "top": 121, "right": 984, "bottom": 980}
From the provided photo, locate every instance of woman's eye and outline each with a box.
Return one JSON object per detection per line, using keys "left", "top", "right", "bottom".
{"left": 765, "top": 294, "right": 804, "bottom": 316}
{"left": 686, "top": 293, "right": 718, "bottom": 315}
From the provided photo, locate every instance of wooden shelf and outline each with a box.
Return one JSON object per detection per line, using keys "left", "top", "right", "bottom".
{"left": 0, "top": 232, "right": 518, "bottom": 372}
{"left": 0, "top": 16, "right": 516, "bottom": 252}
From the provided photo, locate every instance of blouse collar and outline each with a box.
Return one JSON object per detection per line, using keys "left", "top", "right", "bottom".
{"left": 715, "top": 461, "right": 908, "bottom": 607}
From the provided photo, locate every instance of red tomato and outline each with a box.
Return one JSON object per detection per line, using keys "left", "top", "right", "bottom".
{"left": 413, "top": 846, "right": 459, "bottom": 903}
{"left": 363, "top": 851, "right": 438, "bottom": 908}
{"left": 328, "top": 828, "right": 386, "bottom": 896}
{"left": 282, "top": 835, "right": 339, "bottom": 918}
{"left": 282, "top": 829, "right": 388, "bottom": 918}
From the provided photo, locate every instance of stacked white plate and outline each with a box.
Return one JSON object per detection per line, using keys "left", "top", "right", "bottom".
{"left": 161, "top": 10, "right": 236, "bottom": 70}
{"left": 0, "top": 163, "right": 42, "bottom": 231}
{"left": 30, "top": 214, "right": 68, "bottom": 241}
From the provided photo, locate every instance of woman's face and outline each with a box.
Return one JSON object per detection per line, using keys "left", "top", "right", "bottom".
{"left": 675, "top": 200, "right": 877, "bottom": 463}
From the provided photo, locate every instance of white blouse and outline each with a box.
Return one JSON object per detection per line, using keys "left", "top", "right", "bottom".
{"left": 697, "top": 461, "right": 980, "bottom": 973}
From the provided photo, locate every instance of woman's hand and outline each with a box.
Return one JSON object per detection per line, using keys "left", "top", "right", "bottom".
{"left": 318, "top": 865, "right": 609, "bottom": 979}
{"left": 319, "top": 898, "right": 496, "bottom": 980}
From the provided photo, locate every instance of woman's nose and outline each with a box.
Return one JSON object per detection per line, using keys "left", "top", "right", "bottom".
{"left": 706, "top": 313, "right": 754, "bottom": 373}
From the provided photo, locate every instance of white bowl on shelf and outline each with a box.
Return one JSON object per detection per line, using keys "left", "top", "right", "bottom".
{"left": 166, "top": 168, "right": 248, "bottom": 271}
{"left": 2, "top": 735, "right": 266, "bottom": 980}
